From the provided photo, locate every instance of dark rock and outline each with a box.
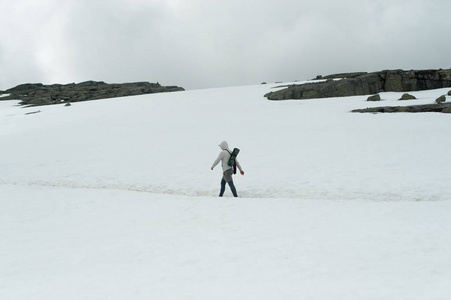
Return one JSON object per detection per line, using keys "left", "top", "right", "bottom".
{"left": 399, "top": 93, "right": 416, "bottom": 100}
{"left": 313, "top": 72, "right": 367, "bottom": 80}
{"left": 7, "top": 83, "right": 44, "bottom": 94}
{"left": 1, "top": 81, "right": 185, "bottom": 106}
{"left": 367, "top": 94, "right": 381, "bottom": 101}
{"left": 352, "top": 102, "right": 451, "bottom": 113}
{"left": 436, "top": 95, "right": 446, "bottom": 103}
{"left": 25, "top": 110, "right": 41, "bottom": 115}
{"left": 266, "top": 68, "right": 451, "bottom": 100}
{"left": 28, "top": 97, "right": 52, "bottom": 106}
{"left": 448, "top": 90, "right": 451, "bottom": 96}
{"left": 443, "top": 106, "right": 451, "bottom": 113}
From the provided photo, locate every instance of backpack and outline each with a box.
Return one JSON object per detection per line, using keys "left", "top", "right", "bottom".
{"left": 227, "top": 148, "right": 240, "bottom": 174}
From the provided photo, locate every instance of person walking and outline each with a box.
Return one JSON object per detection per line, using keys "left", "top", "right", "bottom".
{"left": 211, "top": 141, "right": 244, "bottom": 197}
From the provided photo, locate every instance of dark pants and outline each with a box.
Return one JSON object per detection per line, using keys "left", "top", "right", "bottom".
{"left": 220, "top": 178, "right": 238, "bottom": 197}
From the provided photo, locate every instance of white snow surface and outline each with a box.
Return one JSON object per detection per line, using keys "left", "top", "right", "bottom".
{"left": 1, "top": 83, "right": 451, "bottom": 299}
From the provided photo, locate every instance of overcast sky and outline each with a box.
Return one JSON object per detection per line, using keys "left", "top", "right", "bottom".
{"left": 1, "top": 0, "right": 450, "bottom": 90}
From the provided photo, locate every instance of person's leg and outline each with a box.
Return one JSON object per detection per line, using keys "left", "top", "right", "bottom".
{"left": 219, "top": 178, "right": 226, "bottom": 197}
{"left": 228, "top": 180, "right": 238, "bottom": 197}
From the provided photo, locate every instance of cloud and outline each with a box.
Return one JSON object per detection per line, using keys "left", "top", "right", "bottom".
{"left": 1, "top": 0, "right": 451, "bottom": 90}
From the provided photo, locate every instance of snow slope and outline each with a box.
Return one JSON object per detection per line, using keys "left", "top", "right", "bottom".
{"left": 1, "top": 83, "right": 451, "bottom": 299}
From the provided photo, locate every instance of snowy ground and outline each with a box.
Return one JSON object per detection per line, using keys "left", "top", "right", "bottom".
{"left": 1, "top": 82, "right": 451, "bottom": 299}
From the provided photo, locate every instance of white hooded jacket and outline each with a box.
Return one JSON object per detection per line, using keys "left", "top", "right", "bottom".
{"left": 211, "top": 141, "right": 243, "bottom": 172}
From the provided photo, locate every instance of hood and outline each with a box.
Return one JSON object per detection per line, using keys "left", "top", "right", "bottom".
{"left": 219, "top": 141, "right": 229, "bottom": 151}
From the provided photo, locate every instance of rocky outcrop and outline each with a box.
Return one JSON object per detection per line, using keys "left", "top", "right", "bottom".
{"left": 436, "top": 95, "right": 446, "bottom": 103}
{"left": 315, "top": 72, "right": 367, "bottom": 80}
{"left": 352, "top": 102, "right": 451, "bottom": 113}
{"left": 399, "top": 93, "right": 416, "bottom": 100}
{"left": 265, "top": 69, "right": 451, "bottom": 100}
{"left": 0, "top": 81, "right": 184, "bottom": 106}
{"left": 367, "top": 94, "right": 381, "bottom": 101}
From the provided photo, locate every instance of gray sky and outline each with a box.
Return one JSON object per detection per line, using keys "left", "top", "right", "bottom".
{"left": 1, "top": 0, "right": 450, "bottom": 90}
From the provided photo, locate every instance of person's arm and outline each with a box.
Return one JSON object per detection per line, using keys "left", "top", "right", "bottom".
{"left": 211, "top": 152, "right": 223, "bottom": 170}
{"left": 236, "top": 159, "right": 245, "bottom": 175}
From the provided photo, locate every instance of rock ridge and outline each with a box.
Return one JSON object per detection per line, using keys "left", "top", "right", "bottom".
{"left": 265, "top": 69, "right": 451, "bottom": 100}
{"left": 352, "top": 102, "right": 451, "bottom": 114}
{"left": 0, "top": 81, "right": 185, "bottom": 106}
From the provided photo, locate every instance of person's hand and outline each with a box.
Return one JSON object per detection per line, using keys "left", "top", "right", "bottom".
{"left": 211, "top": 167, "right": 214, "bottom": 170}
{"left": 240, "top": 170, "right": 245, "bottom": 175}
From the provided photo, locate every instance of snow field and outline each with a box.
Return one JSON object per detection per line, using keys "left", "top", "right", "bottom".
{"left": 1, "top": 82, "right": 451, "bottom": 299}
{"left": 1, "top": 84, "right": 450, "bottom": 201}
{"left": 2, "top": 185, "right": 451, "bottom": 300}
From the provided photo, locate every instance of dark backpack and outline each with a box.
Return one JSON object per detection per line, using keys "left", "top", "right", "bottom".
{"left": 227, "top": 148, "right": 240, "bottom": 174}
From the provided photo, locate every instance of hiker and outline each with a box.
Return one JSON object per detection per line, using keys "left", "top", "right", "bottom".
{"left": 211, "top": 141, "right": 244, "bottom": 197}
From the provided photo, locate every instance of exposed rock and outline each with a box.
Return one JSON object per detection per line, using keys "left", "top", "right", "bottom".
{"left": 367, "top": 94, "right": 381, "bottom": 101}
{"left": 352, "top": 102, "right": 451, "bottom": 113}
{"left": 28, "top": 97, "right": 52, "bottom": 106}
{"left": 436, "top": 95, "right": 446, "bottom": 103}
{"left": 266, "top": 69, "right": 451, "bottom": 100}
{"left": 25, "top": 110, "right": 41, "bottom": 115}
{"left": 399, "top": 93, "right": 416, "bottom": 100}
{"left": 1, "top": 81, "right": 185, "bottom": 106}
{"left": 448, "top": 90, "right": 451, "bottom": 96}
{"left": 313, "top": 72, "right": 367, "bottom": 80}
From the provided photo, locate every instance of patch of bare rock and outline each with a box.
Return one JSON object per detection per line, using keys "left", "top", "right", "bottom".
{"left": 0, "top": 81, "right": 184, "bottom": 106}
{"left": 265, "top": 69, "right": 451, "bottom": 101}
